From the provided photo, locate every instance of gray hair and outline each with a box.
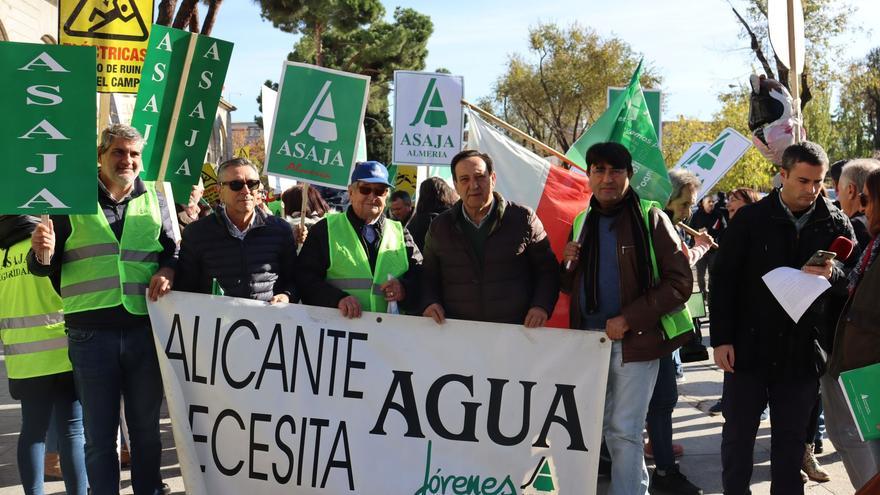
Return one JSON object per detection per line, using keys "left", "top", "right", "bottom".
{"left": 97, "top": 124, "right": 143, "bottom": 156}
{"left": 667, "top": 168, "right": 702, "bottom": 203}
{"left": 840, "top": 158, "right": 880, "bottom": 192}
{"left": 217, "top": 157, "right": 260, "bottom": 181}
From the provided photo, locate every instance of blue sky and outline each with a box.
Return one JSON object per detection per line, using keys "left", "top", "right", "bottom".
{"left": 204, "top": 0, "right": 880, "bottom": 125}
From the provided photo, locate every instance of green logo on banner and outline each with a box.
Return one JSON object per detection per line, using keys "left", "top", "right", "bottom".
{"left": 696, "top": 131, "right": 731, "bottom": 171}
{"left": 410, "top": 78, "right": 447, "bottom": 128}
{"left": 265, "top": 63, "right": 370, "bottom": 189}
{"left": 292, "top": 81, "right": 337, "bottom": 143}
{"left": 522, "top": 456, "right": 559, "bottom": 494}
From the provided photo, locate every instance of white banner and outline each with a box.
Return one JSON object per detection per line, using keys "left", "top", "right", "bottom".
{"left": 393, "top": 71, "right": 464, "bottom": 166}
{"left": 148, "top": 292, "right": 610, "bottom": 495}
{"left": 679, "top": 127, "right": 752, "bottom": 197}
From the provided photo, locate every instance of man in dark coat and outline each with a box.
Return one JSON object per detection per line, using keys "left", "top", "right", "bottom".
{"left": 420, "top": 149, "right": 559, "bottom": 327}
{"left": 710, "top": 141, "right": 856, "bottom": 495}
{"left": 175, "top": 157, "right": 297, "bottom": 302}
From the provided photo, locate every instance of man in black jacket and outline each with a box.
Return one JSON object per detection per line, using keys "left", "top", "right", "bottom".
{"left": 710, "top": 141, "right": 856, "bottom": 495}
{"left": 174, "top": 157, "right": 297, "bottom": 302}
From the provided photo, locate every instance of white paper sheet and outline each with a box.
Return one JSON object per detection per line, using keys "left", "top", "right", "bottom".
{"left": 762, "top": 266, "right": 831, "bottom": 323}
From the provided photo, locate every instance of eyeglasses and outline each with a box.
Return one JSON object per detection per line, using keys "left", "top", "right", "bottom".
{"left": 859, "top": 192, "right": 869, "bottom": 208}
{"left": 589, "top": 167, "right": 626, "bottom": 177}
{"left": 220, "top": 179, "right": 262, "bottom": 191}
{"left": 357, "top": 185, "right": 389, "bottom": 197}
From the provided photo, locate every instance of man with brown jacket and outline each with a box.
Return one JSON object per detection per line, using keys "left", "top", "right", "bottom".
{"left": 562, "top": 142, "right": 693, "bottom": 495}
{"left": 421, "top": 150, "right": 559, "bottom": 326}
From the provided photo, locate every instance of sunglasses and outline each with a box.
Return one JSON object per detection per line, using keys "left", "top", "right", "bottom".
{"left": 220, "top": 179, "right": 262, "bottom": 191}
{"left": 859, "top": 192, "right": 869, "bottom": 208}
{"left": 357, "top": 185, "right": 389, "bottom": 197}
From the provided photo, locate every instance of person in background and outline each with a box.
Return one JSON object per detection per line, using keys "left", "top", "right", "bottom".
{"left": 707, "top": 187, "right": 762, "bottom": 418}
{"left": 388, "top": 190, "right": 414, "bottom": 225}
{"left": 689, "top": 195, "right": 727, "bottom": 301}
{"left": 823, "top": 167, "right": 880, "bottom": 491}
{"left": 1, "top": 215, "right": 87, "bottom": 495}
{"left": 282, "top": 183, "right": 333, "bottom": 246}
{"left": 837, "top": 159, "right": 879, "bottom": 248}
{"left": 641, "top": 168, "right": 708, "bottom": 495}
{"left": 406, "top": 177, "right": 459, "bottom": 252}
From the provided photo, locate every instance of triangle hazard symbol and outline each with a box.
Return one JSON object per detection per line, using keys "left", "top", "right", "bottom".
{"left": 64, "top": 0, "right": 150, "bottom": 42}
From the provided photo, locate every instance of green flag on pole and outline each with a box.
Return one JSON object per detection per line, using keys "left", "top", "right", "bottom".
{"left": 566, "top": 60, "right": 672, "bottom": 204}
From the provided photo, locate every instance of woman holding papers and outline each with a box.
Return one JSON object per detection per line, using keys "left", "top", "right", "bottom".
{"left": 824, "top": 168, "right": 880, "bottom": 491}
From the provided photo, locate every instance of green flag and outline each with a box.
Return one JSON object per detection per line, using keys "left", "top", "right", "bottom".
{"left": 566, "top": 61, "right": 672, "bottom": 204}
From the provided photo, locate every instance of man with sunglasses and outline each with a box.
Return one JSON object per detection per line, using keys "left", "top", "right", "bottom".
{"left": 296, "top": 161, "right": 422, "bottom": 317}
{"left": 174, "top": 157, "right": 297, "bottom": 303}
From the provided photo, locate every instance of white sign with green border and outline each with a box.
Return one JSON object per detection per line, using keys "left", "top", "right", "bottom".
{"left": 393, "top": 71, "right": 463, "bottom": 166}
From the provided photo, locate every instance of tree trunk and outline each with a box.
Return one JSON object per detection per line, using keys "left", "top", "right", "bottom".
{"left": 188, "top": 3, "right": 200, "bottom": 33}
{"left": 314, "top": 23, "right": 324, "bottom": 67}
{"left": 172, "top": 0, "right": 198, "bottom": 30}
{"left": 156, "top": 0, "right": 177, "bottom": 26}
{"left": 201, "top": 0, "right": 223, "bottom": 36}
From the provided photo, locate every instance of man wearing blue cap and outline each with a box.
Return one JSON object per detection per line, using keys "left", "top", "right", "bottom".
{"left": 296, "top": 161, "right": 422, "bottom": 317}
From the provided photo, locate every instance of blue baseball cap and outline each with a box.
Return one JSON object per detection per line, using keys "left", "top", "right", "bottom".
{"left": 350, "top": 161, "right": 393, "bottom": 188}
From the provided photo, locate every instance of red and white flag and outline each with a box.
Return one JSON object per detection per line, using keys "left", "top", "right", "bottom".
{"left": 467, "top": 111, "right": 591, "bottom": 328}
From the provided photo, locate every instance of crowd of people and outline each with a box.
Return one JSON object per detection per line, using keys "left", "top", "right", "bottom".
{"left": 1, "top": 123, "right": 879, "bottom": 495}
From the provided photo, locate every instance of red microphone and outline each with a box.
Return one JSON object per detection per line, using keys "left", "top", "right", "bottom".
{"left": 829, "top": 236, "right": 855, "bottom": 262}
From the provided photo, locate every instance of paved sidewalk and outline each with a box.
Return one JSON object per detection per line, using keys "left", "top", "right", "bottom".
{"left": 0, "top": 333, "right": 860, "bottom": 494}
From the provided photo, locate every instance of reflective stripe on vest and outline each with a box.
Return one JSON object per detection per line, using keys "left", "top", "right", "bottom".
{"left": 326, "top": 214, "right": 409, "bottom": 313}
{"left": 0, "top": 311, "right": 64, "bottom": 330}
{"left": 60, "top": 181, "right": 163, "bottom": 315}
{"left": 0, "top": 239, "right": 72, "bottom": 379}
{"left": 572, "top": 199, "right": 693, "bottom": 339}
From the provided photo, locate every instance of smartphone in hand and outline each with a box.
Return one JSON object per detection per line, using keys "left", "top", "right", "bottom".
{"left": 804, "top": 250, "right": 836, "bottom": 267}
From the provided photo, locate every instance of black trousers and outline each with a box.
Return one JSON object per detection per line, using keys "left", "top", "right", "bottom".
{"left": 720, "top": 370, "right": 818, "bottom": 495}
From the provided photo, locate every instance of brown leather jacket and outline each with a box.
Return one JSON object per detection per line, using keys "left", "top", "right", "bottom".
{"left": 828, "top": 242, "right": 880, "bottom": 379}
{"left": 420, "top": 193, "right": 560, "bottom": 324}
{"left": 561, "top": 204, "right": 693, "bottom": 363}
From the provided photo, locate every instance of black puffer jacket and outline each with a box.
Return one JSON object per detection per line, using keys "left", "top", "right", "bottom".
{"left": 175, "top": 207, "right": 298, "bottom": 302}
{"left": 710, "top": 189, "right": 855, "bottom": 380}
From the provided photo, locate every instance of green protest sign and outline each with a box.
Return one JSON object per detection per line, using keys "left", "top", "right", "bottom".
{"left": 567, "top": 61, "right": 672, "bottom": 204}
{"left": 0, "top": 42, "right": 97, "bottom": 214}
{"left": 265, "top": 62, "right": 370, "bottom": 189}
{"left": 131, "top": 24, "right": 233, "bottom": 203}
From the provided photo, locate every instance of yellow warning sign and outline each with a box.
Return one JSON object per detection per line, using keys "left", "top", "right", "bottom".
{"left": 393, "top": 165, "right": 418, "bottom": 197}
{"left": 200, "top": 163, "right": 220, "bottom": 205}
{"left": 59, "top": 0, "right": 154, "bottom": 93}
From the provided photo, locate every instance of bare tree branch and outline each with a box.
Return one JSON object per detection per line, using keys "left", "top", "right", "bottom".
{"left": 732, "top": 7, "right": 775, "bottom": 79}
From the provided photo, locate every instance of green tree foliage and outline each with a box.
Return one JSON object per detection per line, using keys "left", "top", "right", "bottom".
{"left": 487, "top": 23, "right": 660, "bottom": 152}
{"left": 835, "top": 48, "right": 880, "bottom": 158}
{"left": 254, "top": 0, "right": 384, "bottom": 67}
